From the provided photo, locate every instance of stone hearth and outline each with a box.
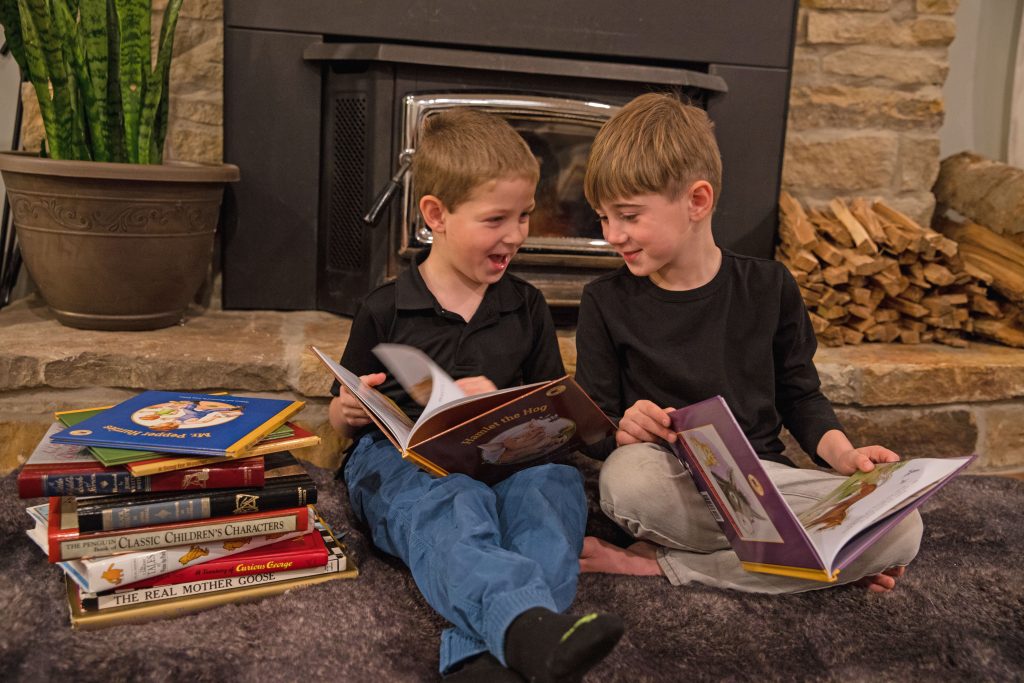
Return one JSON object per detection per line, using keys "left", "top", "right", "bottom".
{"left": 1, "top": 295, "right": 1022, "bottom": 477}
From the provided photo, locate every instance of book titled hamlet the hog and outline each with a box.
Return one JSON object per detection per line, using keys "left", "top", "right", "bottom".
{"left": 311, "top": 344, "right": 615, "bottom": 484}
{"left": 668, "top": 396, "right": 976, "bottom": 583}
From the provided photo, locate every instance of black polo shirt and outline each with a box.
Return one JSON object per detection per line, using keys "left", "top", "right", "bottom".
{"left": 331, "top": 250, "right": 566, "bottom": 438}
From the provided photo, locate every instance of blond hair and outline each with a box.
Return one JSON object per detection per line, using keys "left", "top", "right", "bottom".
{"left": 584, "top": 93, "right": 722, "bottom": 210}
{"left": 413, "top": 108, "right": 540, "bottom": 211}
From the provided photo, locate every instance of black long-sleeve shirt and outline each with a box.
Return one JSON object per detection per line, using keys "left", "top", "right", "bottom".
{"left": 574, "top": 249, "right": 842, "bottom": 467}
{"left": 332, "top": 249, "right": 566, "bottom": 444}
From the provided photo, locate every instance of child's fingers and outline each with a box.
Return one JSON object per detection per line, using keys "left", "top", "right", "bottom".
{"left": 866, "top": 445, "right": 900, "bottom": 463}
{"left": 361, "top": 372, "right": 387, "bottom": 388}
{"left": 622, "top": 413, "right": 673, "bottom": 443}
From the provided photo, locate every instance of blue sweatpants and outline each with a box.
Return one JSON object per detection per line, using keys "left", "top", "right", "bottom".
{"left": 343, "top": 433, "right": 588, "bottom": 673}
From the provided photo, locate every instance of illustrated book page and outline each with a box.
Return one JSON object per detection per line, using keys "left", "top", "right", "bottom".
{"left": 669, "top": 395, "right": 975, "bottom": 582}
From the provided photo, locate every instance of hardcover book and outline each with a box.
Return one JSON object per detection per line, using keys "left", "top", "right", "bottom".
{"left": 17, "top": 422, "right": 265, "bottom": 498}
{"left": 39, "top": 498, "right": 310, "bottom": 562}
{"left": 311, "top": 344, "right": 615, "bottom": 484}
{"left": 71, "top": 451, "right": 317, "bottom": 532}
{"left": 50, "top": 391, "right": 304, "bottom": 457}
{"left": 116, "top": 525, "right": 330, "bottom": 590}
{"left": 123, "top": 422, "right": 320, "bottom": 476}
{"left": 57, "top": 407, "right": 298, "bottom": 467}
{"left": 26, "top": 503, "right": 314, "bottom": 593}
{"left": 65, "top": 515, "right": 357, "bottom": 629}
{"left": 668, "top": 396, "right": 976, "bottom": 582}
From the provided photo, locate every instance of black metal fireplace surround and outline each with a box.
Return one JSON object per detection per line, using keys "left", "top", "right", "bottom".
{"left": 222, "top": 0, "right": 799, "bottom": 315}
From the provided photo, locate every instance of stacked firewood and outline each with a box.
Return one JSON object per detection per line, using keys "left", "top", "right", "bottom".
{"left": 775, "top": 192, "right": 1024, "bottom": 348}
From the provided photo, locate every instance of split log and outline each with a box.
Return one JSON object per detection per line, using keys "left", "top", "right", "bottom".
{"left": 776, "top": 193, "right": 1016, "bottom": 348}
{"left": 933, "top": 151, "right": 1024, "bottom": 238}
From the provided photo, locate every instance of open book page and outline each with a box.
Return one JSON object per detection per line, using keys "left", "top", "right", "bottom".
{"left": 798, "top": 456, "right": 973, "bottom": 571}
{"left": 371, "top": 344, "right": 466, "bottom": 421}
{"left": 372, "top": 343, "right": 547, "bottom": 435}
{"left": 308, "top": 347, "right": 413, "bottom": 447}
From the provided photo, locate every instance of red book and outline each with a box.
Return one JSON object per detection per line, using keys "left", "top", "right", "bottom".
{"left": 17, "top": 422, "right": 265, "bottom": 498}
{"left": 119, "top": 529, "right": 330, "bottom": 589}
{"left": 38, "top": 498, "right": 310, "bottom": 562}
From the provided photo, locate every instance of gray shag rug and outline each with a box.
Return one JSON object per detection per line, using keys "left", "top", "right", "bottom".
{"left": 1, "top": 455, "right": 1022, "bottom": 682}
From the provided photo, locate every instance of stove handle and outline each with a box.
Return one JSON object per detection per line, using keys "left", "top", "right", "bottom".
{"left": 362, "top": 150, "right": 415, "bottom": 226}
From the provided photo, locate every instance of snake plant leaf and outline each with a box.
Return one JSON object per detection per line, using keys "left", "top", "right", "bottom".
{"left": 103, "top": 0, "right": 126, "bottom": 162}
{"left": 113, "top": 0, "right": 148, "bottom": 163}
{"left": 138, "top": 0, "right": 181, "bottom": 164}
{"left": 0, "top": 0, "right": 29, "bottom": 77}
{"left": 79, "top": 0, "right": 110, "bottom": 161}
{"left": 15, "top": 0, "right": 63, "bottom": 159}
{"left": 53, "top": 0, "right": 103, "bottom": 161}
{"left": 25, "top": 0, "right": 75, "bottom": 159}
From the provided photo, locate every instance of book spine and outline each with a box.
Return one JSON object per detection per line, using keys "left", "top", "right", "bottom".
{"left": 125, "top": 456, "right": 222, "bottom": 476}
{"left": 76, "top": 480, "right": 316, "bottom": 532}
{"left": 146, "top": 459, "right": 265, "bottom": 492}
{"left": 51, "top": 507, "right": 309, "bottom": 561}
{"left": 19, "top": 471, "right": 147, "bottom": 498}
{"left": 67, "top": 525, "right": 311, "bottom": 593}
{"left": 83, "top": 554, "right": 344, "bottom": 611}
{"left": 121, "top": 538, "right": 327, "bottom": 589}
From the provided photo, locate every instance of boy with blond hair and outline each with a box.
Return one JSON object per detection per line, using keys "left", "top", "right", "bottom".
{"left": 330, "top": 108, "right": 622, "bottom": 681}
{"left": 575, "top": 93, "right": 923, "bottom": 594}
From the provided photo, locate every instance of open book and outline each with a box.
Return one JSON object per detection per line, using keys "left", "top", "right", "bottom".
{"left": 668, "top": 396, "right": 975, "bottom": 583}
{"left": 311, "top": 344, "right": 614, "bottom": 484}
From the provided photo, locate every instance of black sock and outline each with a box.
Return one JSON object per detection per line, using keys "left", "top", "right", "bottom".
{"left": 444, "top": 653, "right": 525, "bottom": 682}
{"left": 504, "top": 607, "right": 624, "bottom": 683}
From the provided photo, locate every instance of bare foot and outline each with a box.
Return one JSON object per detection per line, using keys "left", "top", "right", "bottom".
{"left": 579, "top": 536, "right": 664, "bottom": 576}
{"left": 855, "top": 565, "right": 906, "bottom": 593}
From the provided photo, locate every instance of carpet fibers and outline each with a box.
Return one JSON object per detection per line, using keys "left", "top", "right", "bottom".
{"left": 1, "top": 457, "right": 1022, "bottom": 682}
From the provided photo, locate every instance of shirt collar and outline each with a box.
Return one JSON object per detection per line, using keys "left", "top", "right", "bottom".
{"left": 395, "top": 248, "right": 525, "bottom": 314}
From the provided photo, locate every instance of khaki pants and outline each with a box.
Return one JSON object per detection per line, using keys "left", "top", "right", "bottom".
{"left": 599, "top": 443, "right": 923, "bottom": 594}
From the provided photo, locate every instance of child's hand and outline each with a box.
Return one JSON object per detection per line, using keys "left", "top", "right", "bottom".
{"left": 817, "top": 430, "right": 901, "bottom": 475}
{"left": 616, "top": 400, "right": 677, "bottom": 447}
{"left": 828, "top": 444, "right": 900, "bottom": 476}
{"left": 455, "top": 375, "right": 498, "bottom": 396}
{"left": 330, "top": 372, "right": 387, "bottom": 432}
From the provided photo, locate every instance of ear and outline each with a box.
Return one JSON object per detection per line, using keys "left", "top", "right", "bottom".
{"left": 688, "top": 181, "right": 714, "bottom": 222}
{"left": 419, "top": 195, "right": 447, "bottom": 233}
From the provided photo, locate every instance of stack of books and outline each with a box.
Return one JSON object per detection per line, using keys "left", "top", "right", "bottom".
{"left": 18, "top": 390, "right": 357, "bottom": 629}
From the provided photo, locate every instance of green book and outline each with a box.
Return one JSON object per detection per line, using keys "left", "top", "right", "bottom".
{"left": 57, "top": 408, "right": 294, "bottom": 467}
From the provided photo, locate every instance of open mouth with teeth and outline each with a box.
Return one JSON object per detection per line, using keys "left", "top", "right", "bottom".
{"left": 487, "top": 253, "right": 512, "bottom": 269}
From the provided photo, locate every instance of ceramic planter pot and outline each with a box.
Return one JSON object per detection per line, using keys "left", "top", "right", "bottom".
{"left": 0, "top": 152, "right": 239, "bottom": 330}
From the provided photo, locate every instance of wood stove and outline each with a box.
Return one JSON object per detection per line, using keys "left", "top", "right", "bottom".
{"left": 222, "top": 0, "right": 799, "bottom": 315}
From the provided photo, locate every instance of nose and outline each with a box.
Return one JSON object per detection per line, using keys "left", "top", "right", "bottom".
{"left": 503, "top": 219, "right": 528, "bottom": 246}
{"left": 603, "top": 219, "right": 627, "bottom": 245}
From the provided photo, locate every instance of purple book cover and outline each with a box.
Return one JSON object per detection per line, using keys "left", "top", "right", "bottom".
{"left": 668, "top": 396, "right": 975, "bottom": 581}
{"left": 668, "top": 397, "right": 825, "bottom": 575}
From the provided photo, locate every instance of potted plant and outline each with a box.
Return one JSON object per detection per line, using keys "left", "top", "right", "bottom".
{"left": 0, "top": 0, "right": 239, "bottom": 330}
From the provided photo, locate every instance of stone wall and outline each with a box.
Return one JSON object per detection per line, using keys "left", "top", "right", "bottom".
{"left": 1, "top": 301, "right": 1023, "bottom": 477}
{"left": 783, "top": 0, "right": 959, "bottom": 226}
{"left": 17, "top": 1, "right": 957, "bottom": 216}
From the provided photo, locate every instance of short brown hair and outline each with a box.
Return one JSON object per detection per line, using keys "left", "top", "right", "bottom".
{"left": 413, "top": 108, "right": 540, "bottom": 211}
{"left": 584, "top": 93, "right": 722, "bottom": 210}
